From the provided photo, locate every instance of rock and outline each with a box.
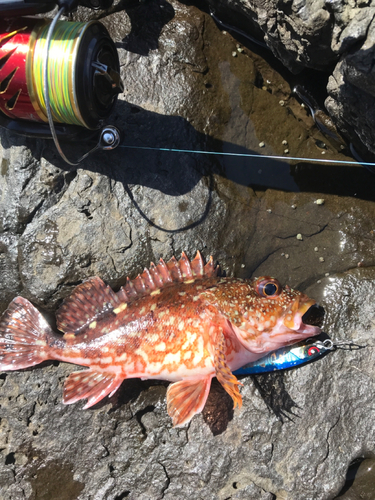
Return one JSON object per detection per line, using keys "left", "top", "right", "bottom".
{"left": 336, "top": 457, "right": 375, "bottom": 499}
{"left": 205, "top": 0, "right": 375, "bottom": 167}
{"left": 205, "top": 0, "right": 355, "bottom": 73}
{"left": 1, "top": 1, "right": 375, "bottom": 499}
{"left": 326, "top": 16, "right": 375, "bottom": 156}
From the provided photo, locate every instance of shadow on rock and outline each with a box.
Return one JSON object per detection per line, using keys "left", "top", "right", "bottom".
{"left": 251, "top": 372, "right": 301, "bottom": 423}
{"left": 115, "top": 0, "right": 175, "bottom": 55}
{"left": 202, "top": 378, "right": 234, "bottom": 436}
{"left": 34, "top": 99, "right": 375, "bottom": 204}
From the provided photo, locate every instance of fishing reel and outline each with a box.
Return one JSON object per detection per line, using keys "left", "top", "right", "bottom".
{"left": 0, "top": 0, "right": 123, "bottom": 164}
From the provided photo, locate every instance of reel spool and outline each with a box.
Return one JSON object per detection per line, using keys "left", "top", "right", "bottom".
{"left": 0, "top": 11, "right": 123, "bottom": 163}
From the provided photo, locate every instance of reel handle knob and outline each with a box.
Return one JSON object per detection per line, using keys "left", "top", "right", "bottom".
{"left": 99, "top": 125, "right": 120, "bottom": 150}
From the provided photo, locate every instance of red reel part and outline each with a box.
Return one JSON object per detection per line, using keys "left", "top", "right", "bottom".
{"left": 0, "top": 19, "right": 45, "bottom": 122}
{"left": 0, "top": 17, "right": 122, "bottom": 129}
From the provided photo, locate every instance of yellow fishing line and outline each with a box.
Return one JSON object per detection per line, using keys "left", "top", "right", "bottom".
{"left": 32, "top": 21, "right": 85, "bottom": 126}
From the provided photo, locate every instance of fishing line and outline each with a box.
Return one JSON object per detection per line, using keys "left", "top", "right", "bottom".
{"left": 118, "top": 144, "right": 375, "bottom": 168}
{"left": 42, "top": 7, "right": 95, "bottom": 165}
{"left": 0, "top": 10, "right": 122, "bottom": 164}
{"left": 37, "top": 16, "right": 88, "bottom": 127}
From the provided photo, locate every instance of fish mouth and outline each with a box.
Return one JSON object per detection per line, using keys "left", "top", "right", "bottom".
{"left": 272, "top": 298, "right": 321, "bottom": 342}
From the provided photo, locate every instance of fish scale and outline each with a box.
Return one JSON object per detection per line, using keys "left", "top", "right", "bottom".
{"left": 0, "top": 251, "right": 320, "bottom": 426}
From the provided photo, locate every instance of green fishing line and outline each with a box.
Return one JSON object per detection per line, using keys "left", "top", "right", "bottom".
{"left": 32, "top": 21, "right": 86, "bottom": 126}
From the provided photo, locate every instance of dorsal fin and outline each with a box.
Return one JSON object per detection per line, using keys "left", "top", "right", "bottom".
{"left": 56, "top": 277, "right": 120, "bottom": 335}
{"left": 117, "top": 251, "right": 218, "bottom": 301}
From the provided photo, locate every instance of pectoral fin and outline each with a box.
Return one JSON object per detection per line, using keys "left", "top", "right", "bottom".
{"left": 166, "top": 376, "right": 213, "bottom": 427}
{"left": 63, "top": 370, "right": 124, "bottom": 409}
{"left": 214, "top": 330, "right": 242, "bottom": 409}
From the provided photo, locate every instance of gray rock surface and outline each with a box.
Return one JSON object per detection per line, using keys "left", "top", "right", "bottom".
{"left": 205, "top": 0, "right": 375, "bottom": 160}
{"left": 326, "top": 23, "right": 375, "bottom": 156}
{"left": 1, "top": 1, "right": 375, "bottom": 499}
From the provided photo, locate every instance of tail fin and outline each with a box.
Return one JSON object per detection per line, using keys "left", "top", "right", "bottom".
{"left": 0, "top": 297, "right": 54, "bottom": 370}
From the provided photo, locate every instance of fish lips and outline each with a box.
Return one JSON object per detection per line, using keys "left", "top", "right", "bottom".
{"left": 277, "top": 298, "right": 321, "bottom": 339}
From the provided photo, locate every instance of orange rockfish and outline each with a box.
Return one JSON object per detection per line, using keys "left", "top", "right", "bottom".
{"left": 0, "top": 252, "right": 320, "bottom": 426}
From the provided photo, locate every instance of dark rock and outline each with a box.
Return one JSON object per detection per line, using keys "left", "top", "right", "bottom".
{"left": 326, "top": 18, "right": 375, "bottom": 156}
{"left": 336, "top": 457, "right": 375, "bottom": 500}
{"left": 203, "top": 0, "right": 375, "bottom": 170}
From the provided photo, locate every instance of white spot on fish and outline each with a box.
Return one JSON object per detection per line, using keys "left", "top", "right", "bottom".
{"left": 178, "top": 321, "right": 185, "bottom": 331}
{"left": 192, "top": 337, "right": 204, "bottom": 364}
{"left": 113, "top": 303, "right": 128, "bottom": 314}
{"left": 89, "top": 321, "right": 97, "bottom": 329}
{"left": 135, "top": 348, "right": 149, "bottom": 363}
{"left": 181, "top": 332, "right": 195, "bottom": 350}
{"left": 205, "top": 357, "right": 213, "bottom": 368}
{"left": 100, "top": 356, "right": 113, "bottom": 365}
{"left": 164, "top": 351, "right": 181, "bottom": 364}
{"left": 151, "top": 289, "right": 161, "bottom": 296}
{"left": 155, "top": 342, "right": 166, "bottom": 351}
{"left": 127, "top": 330, "right": 139, "bottom": 337}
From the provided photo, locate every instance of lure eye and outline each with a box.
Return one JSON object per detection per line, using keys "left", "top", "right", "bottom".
{"left": 256, "top": 278, "right": 281, "bottom": 298}
{"left": 307, "top": 346, "right": 320, "bottom": 356}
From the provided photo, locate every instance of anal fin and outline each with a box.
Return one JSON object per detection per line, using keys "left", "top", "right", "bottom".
{"left": 166, "top": 376, "right": 212, "bottom": 427}
{"left": 63, "top": 370, "right": 124, "bottom": 409}
{"left": 214, "top": 330, "right": 242, "bottom": 409}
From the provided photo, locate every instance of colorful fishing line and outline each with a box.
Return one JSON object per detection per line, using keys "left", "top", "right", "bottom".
{"left": 32, "top": 20, "right": 90, "bottom": 127}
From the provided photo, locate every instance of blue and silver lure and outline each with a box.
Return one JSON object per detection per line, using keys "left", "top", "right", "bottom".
{"left": 233, "top": 339, "right": 335, "bottom": 375}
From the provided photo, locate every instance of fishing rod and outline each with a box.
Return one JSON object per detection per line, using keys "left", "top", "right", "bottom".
{"left": 0, "top": 0, "right": 123, "bottom": 164}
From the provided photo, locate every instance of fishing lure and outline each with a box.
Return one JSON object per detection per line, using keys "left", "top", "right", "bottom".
{"left": 233, "top": 338, "right": 355, "bottom": 375}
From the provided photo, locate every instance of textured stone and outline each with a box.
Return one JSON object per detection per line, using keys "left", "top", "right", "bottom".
{"left": 326, "top": 15, "right": 375, "bottom": 156}
{"left": 205, "top": 0, "right": 375, "bottom": 166}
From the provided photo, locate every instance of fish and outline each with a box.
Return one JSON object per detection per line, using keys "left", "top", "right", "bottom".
{"left": 0, "top": 251, "right": 321, "bottom": 427}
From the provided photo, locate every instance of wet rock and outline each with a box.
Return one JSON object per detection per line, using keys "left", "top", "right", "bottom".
{"left": 326, "top": 22, "right": 375, "bottom": 156}
{"left": 204, "top": 0, "right": 363, "bottom": 73}
{"left": 1, "top": 1, "right": 375, "bottom": 499}
{"left": 336, "top": 457, "right": 375, "bottom": 500}
{"left": 205, "top": 0, "right": 375, "bottom": 167}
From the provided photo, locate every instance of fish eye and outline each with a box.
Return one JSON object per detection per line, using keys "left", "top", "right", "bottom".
{"left": 256, "top": 278, "right": 281, "bottom": 298}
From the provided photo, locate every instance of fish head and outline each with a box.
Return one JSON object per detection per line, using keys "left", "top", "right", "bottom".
{"left": 231, "top": 277, "right": 321, "bottom": 354}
